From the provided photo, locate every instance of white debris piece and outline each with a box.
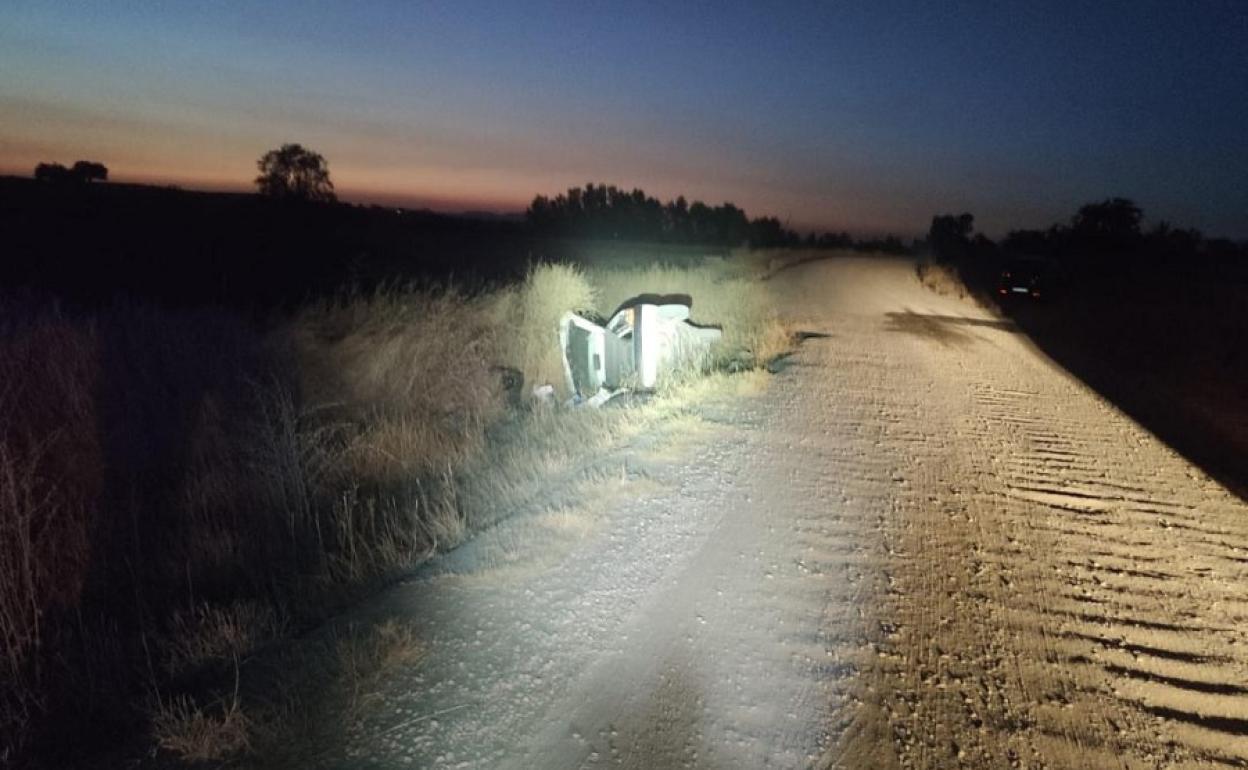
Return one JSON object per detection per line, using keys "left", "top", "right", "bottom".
{"left": 531, "top": 383, "right": 556, "bottom": 404}
{"left": 559, "top": 293, "right": 722, "bottom": 399}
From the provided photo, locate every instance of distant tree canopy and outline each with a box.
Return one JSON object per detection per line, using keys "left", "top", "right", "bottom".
{"left": 999, "top": 197, "right": 1205, "bottom": 264}
{"left": 255, "top": 143, "right": 336, "bottom": 203}
{"left": 934, "top": 196, "right": 1245, "bottom": 271}
{"left": 526, "top": 183, "right": 907, "bottom": 251}
{"left": 527, "top": 184, "right": 751, "bottom": 245}
{"left": 71, "top": 160, "right": 108, "bottom": 182}
{"left": 928, "top": 212, "right": 975, "bottom": 263}
{"left": 34, "top": 160, "right": 108, "bottom": 183}
{"left": 1070, "top": 197, "right": 1143, "bottom": 253}
{"left": 34, "top": 162, "right": 68, "bottom": 182}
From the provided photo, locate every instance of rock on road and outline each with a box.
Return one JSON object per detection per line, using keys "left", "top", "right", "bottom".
{"left": 336, "top": 257, "right": 1248, "bottom": 769}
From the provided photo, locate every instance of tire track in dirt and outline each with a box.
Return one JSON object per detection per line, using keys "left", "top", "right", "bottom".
{"left": 809, "top": 257, "right": 1248, "bottom": 769}
{"left": 976, "top": 379, "right": 1248, "bottom": 768}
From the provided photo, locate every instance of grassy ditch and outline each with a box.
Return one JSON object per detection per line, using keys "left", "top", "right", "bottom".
{"left": 0, "top": 255, "right": 791, "bottom": 766}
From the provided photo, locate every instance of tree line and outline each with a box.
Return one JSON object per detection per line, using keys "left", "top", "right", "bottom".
{"left": 33, "top": 160, "right": 108, "bottom": 184}
{"left": 31, "top": 144, "right": 918, "bottom": 253}
{"left": 929, "top": 197, "right": 1247, "bottom": 267}
{"left": 527, "top": 183, "right": 914, "bottom": 252}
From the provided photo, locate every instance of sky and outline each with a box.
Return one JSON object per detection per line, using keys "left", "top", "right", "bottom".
{"left": 1, "top": 1, "right": 1245, "bottom": 238}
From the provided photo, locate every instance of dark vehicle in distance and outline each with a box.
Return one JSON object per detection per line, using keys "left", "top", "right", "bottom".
{"left": 997, "top": 258, "right": 1056, "bottom": 301}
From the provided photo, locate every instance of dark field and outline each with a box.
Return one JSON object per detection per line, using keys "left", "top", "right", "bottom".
{"left": 1008, "top": 265, "right": 1248, "bottom": 499}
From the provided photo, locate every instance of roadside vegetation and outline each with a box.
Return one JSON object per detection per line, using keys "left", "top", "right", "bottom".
{"left": 0, "top": 254, "right": 795, "bottom": 766}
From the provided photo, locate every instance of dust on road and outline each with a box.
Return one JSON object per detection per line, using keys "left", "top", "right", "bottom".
{"left": 330, "top": 257, "right": 1248, "bottom": 769}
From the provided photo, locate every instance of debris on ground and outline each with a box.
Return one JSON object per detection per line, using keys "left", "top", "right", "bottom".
{"left": 559, "top": 293, "right": 722, "bottom": 404}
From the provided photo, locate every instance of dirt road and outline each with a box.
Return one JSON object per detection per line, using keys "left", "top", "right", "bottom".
{"left": 333, "top": 257, "right": 1248, "bottom": 769}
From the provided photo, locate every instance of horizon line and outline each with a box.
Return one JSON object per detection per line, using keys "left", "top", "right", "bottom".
{"left": 0, "top": 169, "right": 928, "bottom": 240}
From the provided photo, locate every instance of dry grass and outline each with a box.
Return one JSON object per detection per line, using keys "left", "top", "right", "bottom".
{"left": 916, "top": 260, "right": 971, "bottom": 299}
{"left": 492, "top": 263, "right": 598, "bottom": 397}
{"left": 152, "top": 691, "right": 251, "bottom": 762}
{"left": 237, "top": 616, "right": 428, "bottom": 766}
{"left": 334, "top": 619, "right": 425, "bottom": 715}
{"left": 152, "top": 659, "right": 252, "bottom": 763}
{"left": 291, "top": 287, "right": 504, "bottom": 429}
{"left": 449, "top": 467, "right": 663, "bottom": 586}
{"left": 0, "top": 309, "right": 98, "bottom": 758}
{"left": 0, "top": 250, "right": 794, "bottom": 764}
{"left": 164, "top": 602, "right": 285, "bottom": 677}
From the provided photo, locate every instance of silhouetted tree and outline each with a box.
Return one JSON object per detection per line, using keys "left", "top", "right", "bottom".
{"left": 70, "top": 160, "right": 108, "bottom": 182}
{"left": 35, "top": 160, "right": 110, "bottom": 184}
{"left": 255, "top": 143, "right": 336, "bottom": 202}
{"left": 1069, "top": 197, "right": 1142, "bottom": 254}
{"left": 665, "top": 195, "right": 690, "bottom": 240}
{"left": 34, "top": 162, "right": 69, "bottom": 182}
{"left": 928, "top": 213, "right": 975, "bottom": 262}
{"left": 749, "top": 216, "right": 800, "bottom": 248}
{"left": 1002, "top": 228, "right": 1054, "bottom": 256}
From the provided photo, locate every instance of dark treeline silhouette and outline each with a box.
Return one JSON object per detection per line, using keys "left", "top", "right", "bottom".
{"left": 529, "top": 184, "right": 750, "bottom": 245}
{"left": 528, "top": 183, "right": 914, "bottom": 252}
{"left": 33, "top": 159, "right": 108, "bottom": 184}
{"left": 999, "top": 197, "right": 1220, "bottom": 265}
{"left": 929, "top": 197, "right": 1247, "bottom": 270}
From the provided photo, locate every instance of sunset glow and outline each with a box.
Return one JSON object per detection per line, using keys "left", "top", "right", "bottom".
{"left": 3, "top": 2, "right": 1246, "bottom": 237}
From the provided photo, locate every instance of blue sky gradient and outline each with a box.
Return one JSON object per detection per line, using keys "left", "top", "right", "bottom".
{"left": 2, "top": 1, "right": 1245, "bottom": 236}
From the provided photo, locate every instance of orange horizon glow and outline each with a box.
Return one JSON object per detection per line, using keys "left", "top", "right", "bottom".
{"left": 3, "top": 3, "right": 1246, "bottom": 241}
{"left": 0, "top": 147, "right": 922, "bottom": 237}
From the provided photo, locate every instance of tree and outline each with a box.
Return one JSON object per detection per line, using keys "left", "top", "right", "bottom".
{"left": 255, "top": 143, "right": 336, "bottom": 202}
{"left": 749, "top": 216, "right": 799, "bottom": 248}
{"left": 1069, "top": 197, "right": 1142, "bottom": 253}
{"left": 70, "top": 160, "right": 108, "bottom": 182}
{"left": 928, "top": 212, "right": 975, "bottom": 262}
{"left": 35, "top": 160, "right": 109, "bottom": 183}
{"left": 34, "top": 162, "right": 70, "bottom": 182}
{"left": 1002, "top": 228, "right": 1053, "bottom": 256}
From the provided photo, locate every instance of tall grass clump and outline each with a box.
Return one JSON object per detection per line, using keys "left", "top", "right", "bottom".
{"left": 491, "top": 263, "right": 597, "bottom": 398}
{"left": 0, "top": 248, "right": 794, "bottom": 765}
{"left": 0, "top": 308, "right": 99, "bottom": 760}
{"left": 286, "top": 286, "right": 510, "bottom": 563}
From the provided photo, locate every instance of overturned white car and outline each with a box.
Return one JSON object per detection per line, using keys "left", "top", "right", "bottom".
{"left": 559, "top": 294, "right": 722, "bottom": 402}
